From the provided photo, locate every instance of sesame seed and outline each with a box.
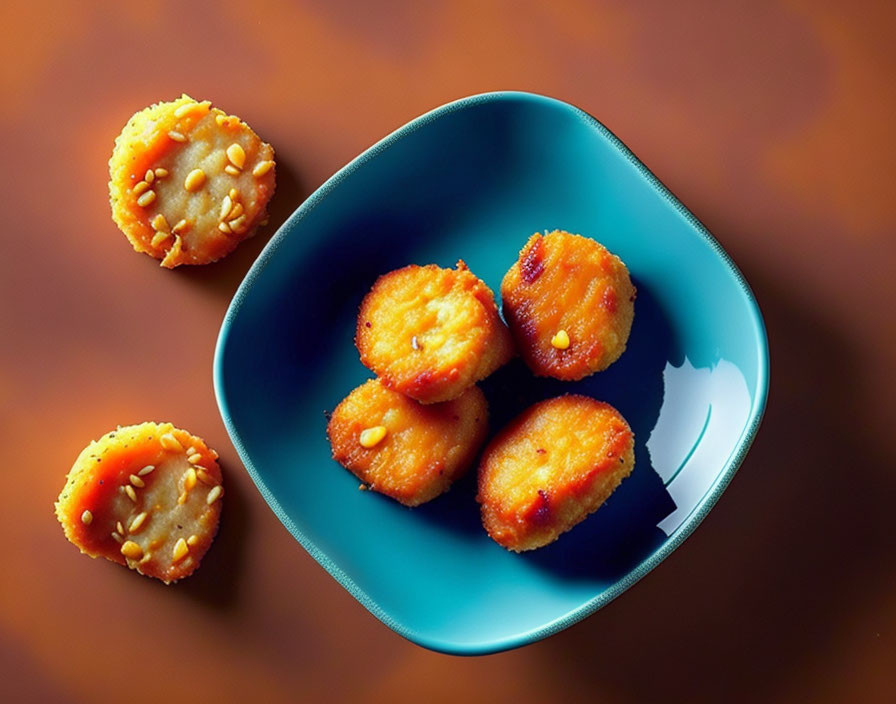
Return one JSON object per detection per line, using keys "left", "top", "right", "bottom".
{"left": 196, "top": 469, "right": 214, "bottom": 485}
{"left": 128, "top": 512, "right": 148, "bottom": 533}
{"left": 187, "top": 453, "right": 203, "bottom": 465}
{"left": 184, "top": 168, "right": 206, "bottom": 192}
{"left": 136, "top": 190, "right": 156, "bottom": 207}
{"left": 215, "top": 114, "right": 227, "bottom": 126}
{"left": 411, "top": 336, "right": 419, "bottom": 350}
{"left": 144, "top": 169, "right": 154, "bottom": 183}
{"left": 228, "top": 203, "right": 244, "bottom": 220}
{"left": 80, "top": 510, "right": 93, "bottom": 525}
{"left": 172, "top": 537, "right": 189, "bottom": 563}
{"left": 151, "top": 214, "right": 169, "bottom": 232}
{"left": 224, "top": 164, "right": 241, "bottom": 176}
{"left": 151, "top": 231, "right": 170, "bottom": 248}
{"left": 171, "top": 219, "right": 191, "bottom": 235}
{"left": 226, "top": 143, "right": 246, "bottom": 169}
{"left": 168, "top": 234, "right": 183, "bottom": 258}
{"left": 253, "top": 160, "right": 274, "bottom": 178}
{"left": 137, "top": 465, "right": 155, "bottom": 476}
{"left": 206, "top": 485, "right": 223, "bottom": 505}
{"left": 359, "top": 426, "right": 387, "bottom": 449}
{"left": 228, "top": 215, "right": 246, "bottom": 233}
{"left": 184, "top": 467, "right": 197, "bottom": 491}
{"left": 174, "top": 102, "right": 197, "bottom": 118}
{"left": 218, "top": 221, "right": 232, "bottom": 234}
{"left": 186, "top": 534, "right": 199, "bottom": 547}
{"left": 154, "top": 168, "right": 168, "bottom": 178}
{"left": 129, "top": 474, "right": 145, "bottom": 488}
{"left": 168, "top": 130, "right": 187, "bottom": 142}
{"left": 133, "top": 180, "right": 151, "bottom": 195}
{"left": 219, "top": 196, "right": 233, "bottom": 220}
{"left": 116, "top": 521, "right": 125, "bottom": 535}
{"left": 229, "top": 188, "right": 239, "bottom": 201}
{"left": 160, "top": 432, "right": 183, "bottom": 452}
{"left": 120, "top": 540, "right": 143, "bottom": 560}
{"left": 125, "top": 485, "right": 137, "bottom": 502}
{"left": 551, "top": 329, "right": 570, "bottom": 350}
{"left": 111, "top": 531, "right": 123, "bottom": 544}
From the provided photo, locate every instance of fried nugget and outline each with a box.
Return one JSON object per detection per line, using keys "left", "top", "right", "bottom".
{"left": 109, "top": 94, "right": 276, "bottom": 268}
{"left": 327, "top": 379, "right": 488, "bottom": 506}
{"left": 55, "top": 422, "right": 223, "bottom": 583}
{"left": 477, "top": 395, "right": 634, "bottom": 552}
{"left": 356, "top": 261, "right": 514, "bottom": 404}
{"left": 501, "top": 230, "right": 635, "bottom": 380}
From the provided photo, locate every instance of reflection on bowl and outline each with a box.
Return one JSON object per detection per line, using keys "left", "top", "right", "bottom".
{"left": 214, "top": 91, "right": 769, "bottom": 654}
{"left": 651, "top": 357, "right": 751, "bottom": 535}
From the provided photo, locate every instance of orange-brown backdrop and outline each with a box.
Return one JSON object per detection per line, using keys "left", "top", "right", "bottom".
{"left": 2, "top": 1, "right": 894, "bottom": 702}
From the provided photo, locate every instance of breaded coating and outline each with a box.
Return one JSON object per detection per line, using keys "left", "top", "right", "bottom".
{"left": 501, "top": 230, "right": 636, "bottom": 380}
{"left": 109, "top": 94, "right": 276, "bottom": 268}
{"left": 477, "top": 395, "right": 634, "bottom": 552}
{"left": 327, "top": 379, "right": 488, "bottom": 506}
{"left": 356, "top": 261, "right": 514, "bottom": 404}
{"left": 55, "top": 422, "right": 223, "bottom": 583}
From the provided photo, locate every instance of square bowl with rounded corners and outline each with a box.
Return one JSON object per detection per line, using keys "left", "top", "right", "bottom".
{"left": 214, "top": 91, "right": 769, "bottom": 655}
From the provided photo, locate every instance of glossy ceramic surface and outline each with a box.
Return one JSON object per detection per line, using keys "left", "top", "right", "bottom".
{"left": 214, "top": 92, "right": 769, "bottom": 655}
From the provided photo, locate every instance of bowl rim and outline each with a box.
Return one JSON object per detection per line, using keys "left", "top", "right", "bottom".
{"left": 213, "top": 90, "right": 770, "bottom": 656}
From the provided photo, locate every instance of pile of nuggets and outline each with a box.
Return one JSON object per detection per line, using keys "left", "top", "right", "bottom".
{"left": 327, "top": 229, "right": 638, "bottom": 552}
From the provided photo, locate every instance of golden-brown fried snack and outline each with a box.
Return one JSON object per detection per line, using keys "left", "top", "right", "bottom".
{"left": 356, "top": 261, "right": 514, "bottom": 404}
{"left": 477, "top": 395, "right": 634, "bottom": 551}
{"left": 55, "top": 422, "right": 223, "bottom": 583}
{"left": 501, "top": 230, "right": 635, "bottom": 380}
{"left": 109, "top": 94, "right": 275, "bottom": 268}
{"left": 327, "top": 379, "right": 488, "bottom": 506}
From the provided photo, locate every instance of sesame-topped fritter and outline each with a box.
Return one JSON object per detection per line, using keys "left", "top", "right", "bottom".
{"left": 327, "top": 379, "right": 489, "bottom": 506}
{"left": 501, "top": 230, "right": 635, "bottom": 380}
{"left": 55, "top": 422, "right": 223, "bottom": 583}
{"left": 477, "top": 395, "right": 634, "bottom": 552}
{"left": 356, "top": 261, "right": 514, "bottom": 404}
{"left": 109, "top": 95, "right": 276, "bottom": 268}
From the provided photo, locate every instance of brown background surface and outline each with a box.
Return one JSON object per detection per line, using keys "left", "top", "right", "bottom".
{"left": 2, "top": 1, "right": 894, "bottom": 702}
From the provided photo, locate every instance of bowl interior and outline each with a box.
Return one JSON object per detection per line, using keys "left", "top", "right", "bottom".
{"left": 215, "top": 92, "right": 768, "bottom": 654}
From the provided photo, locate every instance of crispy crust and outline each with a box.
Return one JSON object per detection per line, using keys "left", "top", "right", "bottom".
{"left": 501, "top": 230, "right": 635, "bottom": 380}
{"left": 327, "top": 379, "right": 488, "bottom": 506}
{"left": 55, "top": 422, "right": 223, "bottom": 583}
{"left": 109, "top": 94, "right": 276, "bottom": 268}
{"left": 355, "top": 261, "right": 514, "bottom": 404}
{"left": 477, "top": 395, "right": 634, "bottom": 551}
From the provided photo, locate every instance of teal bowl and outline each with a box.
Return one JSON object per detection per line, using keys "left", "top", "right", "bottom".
{"left": 214, "top": 92, "right": 769, "bottom": 655}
